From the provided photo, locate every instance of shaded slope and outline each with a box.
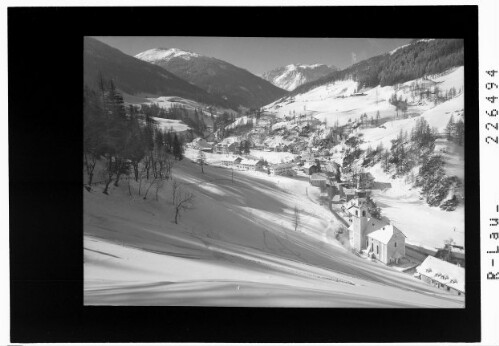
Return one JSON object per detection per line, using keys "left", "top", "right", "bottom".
{"left": 135, "top": 47, "right": 288, "bottom": 109}
{"left": 84, "top": 37, "right": 230, "bottom": 108}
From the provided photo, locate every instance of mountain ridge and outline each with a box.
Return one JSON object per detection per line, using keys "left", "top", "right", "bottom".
{"left": 134, "top": 47, "right": 288, "bottom": 109}
{"left": 84, "top": 37, "right": 231, "bottom": 108}
{"left": 288, "top": 39, "right": 463, "bottom": 98}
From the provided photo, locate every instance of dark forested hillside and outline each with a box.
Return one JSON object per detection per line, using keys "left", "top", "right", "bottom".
{"left": 289, "top": 39, "right": 464, "bottom": 97}
{"left": 135, "top": 48, "right": 288, "bottom": 109}
{"left": 84, "top": 37, "right": 231, "bottom": 109}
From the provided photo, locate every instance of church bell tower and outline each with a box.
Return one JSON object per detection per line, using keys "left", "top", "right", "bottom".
{"left": 352, "top": 199, "right": 369, "bottom": 251}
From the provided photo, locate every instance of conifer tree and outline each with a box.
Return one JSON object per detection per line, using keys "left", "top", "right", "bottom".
{"left": 454, "top": 119, "right": 465, "bottom": 145}
{"left": 445, "top": 115, "right": 455, "bottom": 141}
{"left": 173, "top": 133, "right": 184, "bottom": 160}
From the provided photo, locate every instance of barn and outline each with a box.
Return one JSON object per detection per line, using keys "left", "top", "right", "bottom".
{"left": 415, "top": 256, "right": 465, "bottom": 296}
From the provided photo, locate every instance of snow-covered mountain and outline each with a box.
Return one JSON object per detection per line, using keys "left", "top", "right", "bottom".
{"left": 84, "top": 38, "right": 230, "bottom": 108}
{"left": 134, "top": 48, "right": 287, "bottom": 109}
{"left": 135, "top": 47, "right": 201, "bottom": 62}
{"left": 262, "top": 64, "right": 337, "bottom": 91}
{"left": 290, "top": 39, "right": 463, "bottom": 97}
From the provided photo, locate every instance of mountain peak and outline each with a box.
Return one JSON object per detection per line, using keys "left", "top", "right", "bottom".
{"left": 263, "top": 63, "right": 337, "bottom": 91}
{"left": 286, "top": 63, "right": 327, "bottom": 70}
{"left": 135, "top": 47, "right": 201, "bottom": 62}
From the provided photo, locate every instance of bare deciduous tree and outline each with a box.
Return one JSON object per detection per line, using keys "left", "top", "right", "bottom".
{"left": 83, "top": 152, "right": 98, "bottom": 191}
{"left": 172, "top": 181, "right": 195, "bottom": 224}
{"left": 143, "top": 152, "right": 174, "bottom": 200}
{"left": 102, "top": 155, "right": 115, "bottom": 195}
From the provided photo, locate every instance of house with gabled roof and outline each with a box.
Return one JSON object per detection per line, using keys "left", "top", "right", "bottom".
{"left": 415, "top": 255, "right": 465, "bottom": 296}
{"left": 302, "top": 162, "right": 319, "bottom": 175}
{"left": 221, "top": 156, "right": 242, "bottom": 167}
{"left": 309, "top": 173, "right": 328, "bottom": 188}
{"left": 366, "top": 224, "right": 406, "bottom": 264}
{"left": 236, "top": 159, "right": 264, "bottom": 171}
{"left": 191, "top": 138, "right": 213, "bottom": 152}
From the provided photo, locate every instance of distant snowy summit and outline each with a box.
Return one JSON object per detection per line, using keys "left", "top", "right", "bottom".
{"left": 262, "top": 63, "right": 337, "bottom": 91}
{"left": 135, "top": 47, "right": 201, "bottom": 62}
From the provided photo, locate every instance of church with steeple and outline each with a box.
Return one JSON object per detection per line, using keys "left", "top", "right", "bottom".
{"left": 346, "top": 196, "right": 406, "bottom": 264}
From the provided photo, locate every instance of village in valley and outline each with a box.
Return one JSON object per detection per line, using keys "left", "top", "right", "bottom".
{"left": 84, "top": 37, "right": 466, "bottom": 306}
{"left": 184, "top": 93, "right": 465, "bottom": 297}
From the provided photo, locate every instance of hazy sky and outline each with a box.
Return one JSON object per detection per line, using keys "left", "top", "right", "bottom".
{"left": 93, "top": 36, "right": 412, "bottom": 75}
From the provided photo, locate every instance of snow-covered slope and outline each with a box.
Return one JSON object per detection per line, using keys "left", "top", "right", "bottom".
{"left": 368, "top": 164, "right": 465, "bottom": 249}
{"left": 265, "top": 66, "right": 463, "bottom": 128}
{"left": 358, "top": 93, "right": 464, "bottom": 150}
{"left": 262, "top": 64, "right": 337, "bottom": 91}
{"left": 123, "top": 94, "right": 238, "bottom": 132}
{"left": 152, "top": 117, "right": 190, "bottom": 132}
{"left": 262, "top": 66, "right": 464, "bottom": 249}
{"left": 85, "top": 159, "right": 464, "bottom": 307}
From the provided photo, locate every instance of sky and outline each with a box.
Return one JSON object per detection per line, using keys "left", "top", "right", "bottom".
{"left": 93, "top": 36, "right": 412, "bottom": 75}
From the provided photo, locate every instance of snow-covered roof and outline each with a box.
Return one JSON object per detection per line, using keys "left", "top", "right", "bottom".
{"left": 367, "top": 224, "right": 405, "bottom": 244}
{"left": 357, "top": 172, "right": 374, "bottom": 181}
{"left": 222, "top": 156, "right": 242, "bottom": 163}
{"left": 239, "top": 159, "right": 262, "bottom": 166}
{"left": 416, "top": 255, "right": 465, "bottom": 293}
{"left": 220, "top": 137, "right": 240, "bottom": 145}
{"left": 343, "top": 188, "right": 356, "bottom": 195}
{"left": 324, "top": 161, "right": 340, "bottom": 170}
{"left": 310, "top": 173, "right": 328, "bottom": 181}
{"left": 270, "top": 162, "right": 294, "bottom": 169}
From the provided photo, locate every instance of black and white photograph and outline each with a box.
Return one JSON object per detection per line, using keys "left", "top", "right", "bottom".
{"left": 9, "top": 3, "right": 492, "bottom": 344}
{"left": 83, "top": 36, "right": 466, "bottom": 308}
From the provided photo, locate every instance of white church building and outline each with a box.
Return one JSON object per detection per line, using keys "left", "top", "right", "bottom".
{"left": 347, "top": 197, "right": 406, "bottom": 264}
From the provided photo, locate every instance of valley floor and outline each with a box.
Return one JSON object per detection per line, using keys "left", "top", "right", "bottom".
{"left": 84, "top": 159, "right": 464, "bottom": 307}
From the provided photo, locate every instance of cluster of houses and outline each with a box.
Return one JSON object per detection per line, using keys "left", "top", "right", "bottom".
{"left": 219, "top": 156, "right": 296, "bottom": 176}
{"left": 221, "top": 156, "right": 264, "bottom": 172}
{"left": 190, "top": 137, "right": 295, "bottom": 155}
